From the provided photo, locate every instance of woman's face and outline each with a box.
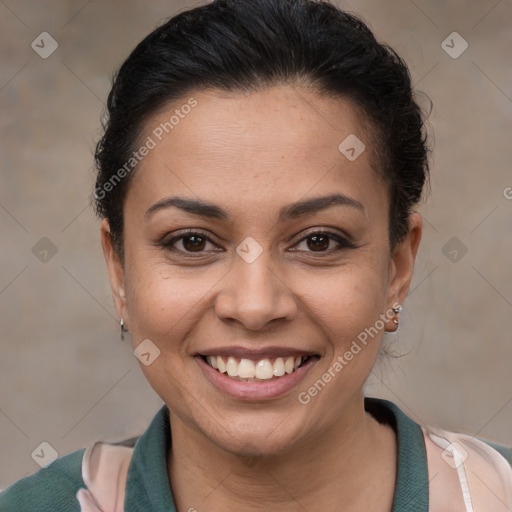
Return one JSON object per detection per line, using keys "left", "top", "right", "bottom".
{"left": 102, "top": 85, "right": 421, "bottom": 455}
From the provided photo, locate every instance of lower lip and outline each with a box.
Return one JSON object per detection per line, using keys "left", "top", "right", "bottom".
{"left": 195, "top": 356, "right": 318, "bottom": 401}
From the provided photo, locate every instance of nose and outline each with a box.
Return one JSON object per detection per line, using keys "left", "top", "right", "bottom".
{"left": 214, "top": 249, "right": 298, "bottom": 331}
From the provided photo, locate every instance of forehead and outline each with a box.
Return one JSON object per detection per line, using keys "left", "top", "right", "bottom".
{"left": 128, "top": 85, "right": 387, "bottom": 218}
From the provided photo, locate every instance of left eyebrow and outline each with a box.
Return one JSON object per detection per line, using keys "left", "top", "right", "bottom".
{"left": 144, "top": 193, "right": 364, "bottom": 221}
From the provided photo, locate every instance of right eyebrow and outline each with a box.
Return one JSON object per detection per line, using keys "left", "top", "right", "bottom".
{"left": 145, "top": 196, "right": 228, "bottom": 221}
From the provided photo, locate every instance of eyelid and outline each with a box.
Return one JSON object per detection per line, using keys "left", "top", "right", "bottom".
{"left": 160, "top": 229, "right": 220, "bottom": 250}
{"left": 292, "top": 227, "right": 354, "bottom": 245}
{"left": 289, "top": 229, "right": 356, "bottom": 253}
{"left": 163, "top": 229, "right": 214, "bottom": 242}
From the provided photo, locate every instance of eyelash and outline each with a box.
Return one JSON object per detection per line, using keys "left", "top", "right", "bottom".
{"left": 159, "top": 229, "right": 356, "bottom": 256}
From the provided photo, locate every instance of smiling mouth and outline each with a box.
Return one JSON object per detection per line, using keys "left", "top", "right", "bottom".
{"left": 200, "top": 355, "right": 318, "bottom": 382}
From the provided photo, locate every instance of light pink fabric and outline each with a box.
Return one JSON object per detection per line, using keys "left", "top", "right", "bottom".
{"left": 76, "top": 488, "right": 104, "bottom": 512}
{"left": 76, "top": 442, "right": 134, "bottom": 512}
{"left": 76, "top": 431, "right": 512, "bottom": 511}
{"left": 423, "top": 426, "right": 512, "bottom": 512}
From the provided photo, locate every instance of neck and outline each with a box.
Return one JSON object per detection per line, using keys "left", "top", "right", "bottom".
{"left": 167, "top": 395, "right": 397, "bottom": 512}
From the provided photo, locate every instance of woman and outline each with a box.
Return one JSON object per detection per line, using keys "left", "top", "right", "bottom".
{"left": 1, "top": 0, "right": 511, "bottom": 510}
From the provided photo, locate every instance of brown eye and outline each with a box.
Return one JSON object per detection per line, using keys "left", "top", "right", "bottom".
{"left": 182, "top": 235, "right": 207, "bottom": 252}
{"left": 307, "top": 233, "right": 330, "bottom": 252}
{"left": 292, "top": 230, "right": 355, "bottom": 254}
{"left": 161, "top": 231, "right": 218, "bottom": 254}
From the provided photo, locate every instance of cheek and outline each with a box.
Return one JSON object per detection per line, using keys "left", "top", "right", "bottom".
{"left": 122, "top": 244, "right": 233, "bottom": 355}
{"left": 122, "top": 258, "right": 213, "bottom": 415}
{"left": 124, "top": 264, "right": 210, "bottom": 343}
{"left": 301, "top": 259, "right": 389, "bottom": 338}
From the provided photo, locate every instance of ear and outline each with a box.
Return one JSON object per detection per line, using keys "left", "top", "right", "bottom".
{"left": 385, "top": 212, "right": 422, "bottom": 330}
{"left": 100, "top": 219, "right": 127, "bottom": 323}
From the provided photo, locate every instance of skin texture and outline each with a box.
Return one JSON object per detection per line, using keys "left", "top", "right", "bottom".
{"left": 101, "top": 85, "right": 422, "bottom": 511}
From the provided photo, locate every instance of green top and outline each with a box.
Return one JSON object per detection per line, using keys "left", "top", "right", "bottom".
{"left": 1, "top": 397, "right": 511, "bottom": 511}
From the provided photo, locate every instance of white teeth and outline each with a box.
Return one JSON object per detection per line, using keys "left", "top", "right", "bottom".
{"left": 226, "top": 356, "right": 238, "bottom": 377}
{"left": 205, "top": 355, "right": 310, "bottom": 380}
{"left": 255, "top": 359, "right": 274, "bottom": 379}
{"left": 238, "top": 358, "right": 256, "bottom": 378}
{"left": 217, "top": 357, "right": 227, "bottom": 373}
{"left": 273, "top": 357, "right": 285, "bottom": 376}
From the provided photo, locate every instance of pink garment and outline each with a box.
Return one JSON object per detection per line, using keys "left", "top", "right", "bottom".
{"left": 76, "top": 442, "right": 133, "bottom": 512}
{"left": 76, "top": 430, "right": 512, "bottom": 511}
{"left": 423, "top": 426, "right": 512, "bottom": 512}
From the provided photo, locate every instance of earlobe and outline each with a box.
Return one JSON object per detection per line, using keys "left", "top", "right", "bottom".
{"left": 100, "top": 219, "right": 127, "bottom": 320}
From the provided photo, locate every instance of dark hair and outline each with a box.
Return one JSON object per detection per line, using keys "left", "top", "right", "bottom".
{"left": 93, "top": 0, "right": 430, "bottom": 259}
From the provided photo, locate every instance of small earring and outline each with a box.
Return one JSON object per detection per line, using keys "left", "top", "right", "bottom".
{"left": 392, "top": 305, "right": 402, "bottom": 325}
{"left": 120, "top": 318, "right": 128, "bottom": 341}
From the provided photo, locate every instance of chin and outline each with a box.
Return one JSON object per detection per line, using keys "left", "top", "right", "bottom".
{"left": 196, "top": 406, "right": 314, "bottom": 458}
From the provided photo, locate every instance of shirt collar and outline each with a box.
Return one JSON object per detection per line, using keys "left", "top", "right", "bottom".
{"left": 364, "top": 397, "right": 429, "bottom": 511}
{"left": 125, "top": 397, "right": 429, "bottom": 511}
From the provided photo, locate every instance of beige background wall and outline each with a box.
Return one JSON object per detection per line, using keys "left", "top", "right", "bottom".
{"left": 1, "top": 0, "right": 511, "bottom": 489}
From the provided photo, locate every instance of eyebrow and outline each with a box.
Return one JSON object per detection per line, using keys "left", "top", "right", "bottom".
{"left": 145, "top": 193, "right": 364, "bottom": 222}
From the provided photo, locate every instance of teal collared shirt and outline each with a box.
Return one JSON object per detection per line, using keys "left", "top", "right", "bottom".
{"left": 1, "top": 397, "right": 511, "bottom": 511}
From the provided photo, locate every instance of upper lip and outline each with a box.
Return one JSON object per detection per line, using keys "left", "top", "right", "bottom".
{"left": 196, "top": 346, "right": 319, "bottom": 359}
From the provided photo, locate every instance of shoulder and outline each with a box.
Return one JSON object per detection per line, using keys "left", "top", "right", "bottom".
{"left": 423, "top": 424, "right": 512, "bottom": 472}
{"left": 481, "top": 439, "right": 512, "bottom": 466}
{"left": 422, "top": 426, "right": 512, "bottom": 511}
{"left": 366, "top": 398, "right": 512, "bottom": 510}
{"left": 0, "top": 448, "right": 86, "bottom": 512}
